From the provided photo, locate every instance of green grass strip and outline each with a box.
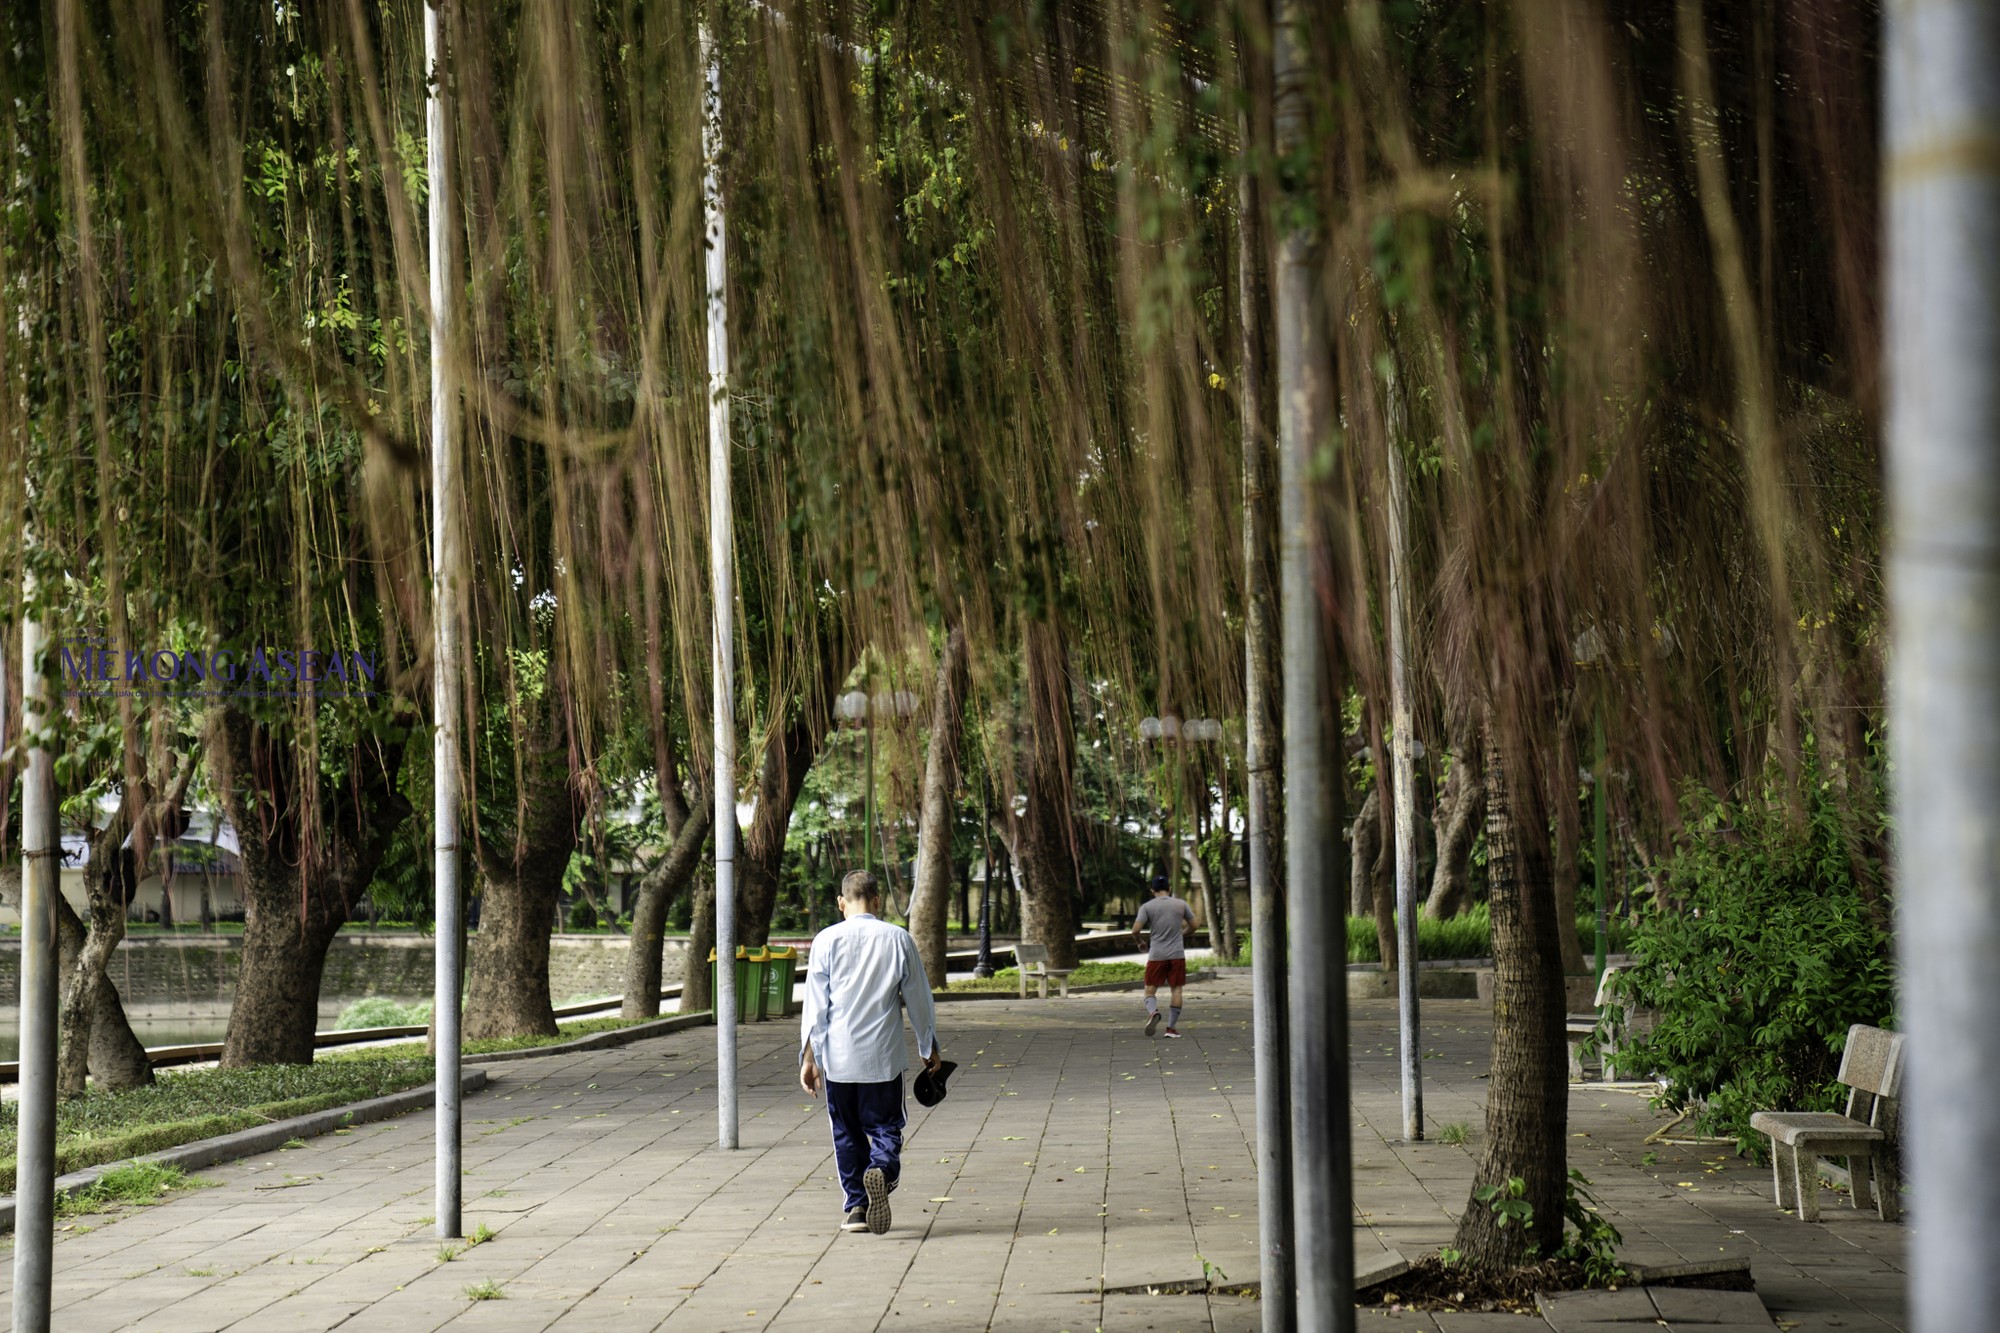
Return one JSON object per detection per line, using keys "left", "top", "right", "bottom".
{"left": 945, "top": 960, "right": 1160, "bottom": 993}
{"left": 0, "top": 1058, "right": 433, "bottom": 1194}
{"left": 326, "top": 1012, "right": 661, "bottom": 1064}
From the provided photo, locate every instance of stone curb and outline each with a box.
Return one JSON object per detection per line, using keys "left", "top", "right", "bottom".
{"left": 0, "top": 1069, "right": 490, "bottom": 1236}
{"left": 934, "top": 971, "right": 1218, "bottom": 1003}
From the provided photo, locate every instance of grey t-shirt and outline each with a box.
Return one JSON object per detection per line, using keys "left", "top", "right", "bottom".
{"left": 1135, "top": 895, "right": 1194, "bottom": 960}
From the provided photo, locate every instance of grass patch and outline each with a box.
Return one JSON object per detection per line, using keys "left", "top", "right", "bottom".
{"left": 0, "top": 1060, "right": 433, "bottom": 1193}
{"left": 946, "top": 960, "right": 1154, "bottom": 992}
{"left": 55, "top": 1162, "right": 211, "bottom": 1218}
{"left": 1437, "top": 1121, "right": 1471, "bottom": 1146}
{"left": 467, "top": 1221, "right": 496, "bottom": 1246}
{"left": 464, "top": 1280, "right": 506, "bottom": 1301}
{"left": 329, "top": 1013, "right": 653, "bottom": 1063}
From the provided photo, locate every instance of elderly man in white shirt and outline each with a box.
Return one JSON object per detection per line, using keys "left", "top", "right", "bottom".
{"left": 799, "top": 870, "right": 943, "bottom": 1235}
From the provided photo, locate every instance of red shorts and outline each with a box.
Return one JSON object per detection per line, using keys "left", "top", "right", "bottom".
{"left": 1144, "top": 959, "right": 1187, "bottom": 988}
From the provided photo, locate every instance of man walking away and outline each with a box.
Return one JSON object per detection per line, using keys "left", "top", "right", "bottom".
{"left": 800, "top": 870, "right": 943, "bottom": 1235}
{"left": 1134, "top": 875, "right": 1196, "bottom": 1037}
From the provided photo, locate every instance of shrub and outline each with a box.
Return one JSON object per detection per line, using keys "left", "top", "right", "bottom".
{"left": 1339, "top": 906, "right": 1628, "bottom": 965}
{"left": 333, "top": 996, "right": 433, "bottom": 1029}
{"left": 1608, "top": 756, "right": 1894, "bottom": 1155}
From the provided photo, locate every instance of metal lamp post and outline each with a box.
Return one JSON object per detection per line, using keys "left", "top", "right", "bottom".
{"left": 974, "top": 776, "right": 997, "bottom": 978}
{"left": 1139, "top": 715, "right": 1222, "bottom": 923}
{"left": 1571, "top": 628, "right": 1610, "bottom": 988}
{"left": 1572, "top": 624, "right": 1675, "bottom": 987}
{"left": 836, "top": 689, "right": 918, "bottom": 877}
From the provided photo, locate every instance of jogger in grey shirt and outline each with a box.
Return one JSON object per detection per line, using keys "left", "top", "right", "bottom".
{"left": 1133, "top": 876, "right": 1196, "bottom": 1036}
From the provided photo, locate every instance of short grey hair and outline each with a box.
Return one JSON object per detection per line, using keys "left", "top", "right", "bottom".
{"left": 839, "top": 870, "right": 881, "bottom": 902}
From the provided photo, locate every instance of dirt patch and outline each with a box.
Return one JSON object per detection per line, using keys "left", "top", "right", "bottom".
{"left": 1357, "top": 1255, "right": 1751, "bottom": 1314}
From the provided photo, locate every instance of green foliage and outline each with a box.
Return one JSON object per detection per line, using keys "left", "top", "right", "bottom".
{"left": 0, "top": 1061, "right": 430, "bottom": 1192}
{"left": 1556, "top": 1170, "right": 1625, "bottom": 1286}
{"left": 463, "top": 1281, "right": 506, "bottom": 1301}
{"left": 1437, "top": 1121, "right": 1470, "bottom": 1146}
{"left": 1473, "top": 1176, "right": 1533, "bottom": 1231}
{"left": 1338, "top": 907, "right": 1629, "bottom": 965}
{"left": 333, "top": 996, "right": 433, "bottom": 1029}
{"left": 1609, "top": 757, "right": 1893, "bottom": 1155}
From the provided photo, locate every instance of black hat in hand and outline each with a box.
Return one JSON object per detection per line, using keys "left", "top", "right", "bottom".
{"left": 913, "top": 1060, "right": 958, "bottom": 1108}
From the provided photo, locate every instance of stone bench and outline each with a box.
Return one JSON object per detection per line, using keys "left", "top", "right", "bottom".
{"left": 1565, "top": 965, "right": 1656, "bottom": 1081}
{"left": 1013, "top": 942, "right": 1077, "bottom": 999}
{"left": 1750, "top": 1023, "right": 1903, "bottom": 1223}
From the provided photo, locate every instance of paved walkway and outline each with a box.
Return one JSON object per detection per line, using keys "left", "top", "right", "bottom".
{"left": 0, "top": 977, "right": 1907, "bottom": 1331}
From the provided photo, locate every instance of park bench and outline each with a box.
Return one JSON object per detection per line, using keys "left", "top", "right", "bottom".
{"left": 1750, "top": 1023, "right": 1903, "bottom": 1223}
{"left": 1566, "top": 965, "right": 1655, "bottom": 1081}
{"left": 1013, "top": 942, "right": 1077, "bottom": 999}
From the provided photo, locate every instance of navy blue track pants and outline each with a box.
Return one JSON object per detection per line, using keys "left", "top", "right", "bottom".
{"left": 825, "top": 1076, "right": 905, "bottom": 1212}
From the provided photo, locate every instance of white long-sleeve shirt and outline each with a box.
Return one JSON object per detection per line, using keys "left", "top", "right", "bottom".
{"left": 799, "top": 913, "right": 939, "bottom": 1084}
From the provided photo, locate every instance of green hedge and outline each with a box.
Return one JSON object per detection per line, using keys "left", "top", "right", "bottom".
{"left": 1232, "top": 906, "right": 1631, "bottom": 967}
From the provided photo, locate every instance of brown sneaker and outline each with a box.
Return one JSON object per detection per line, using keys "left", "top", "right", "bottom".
{"left": 1145, "top": 1012, "right": 1161, "bottom": 1036}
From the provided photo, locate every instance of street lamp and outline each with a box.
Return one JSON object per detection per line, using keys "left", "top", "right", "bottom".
{"left": 834, "top": 687, "right": 919, "bottom": 876}
{"left": 1572, "top": 622, "right": 1675, "bottom": 987}
{"left": 1138, "top": 714, "right": 1222, "bottom": 914}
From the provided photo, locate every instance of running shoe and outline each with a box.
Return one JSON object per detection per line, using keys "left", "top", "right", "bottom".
{"left": 863, "top": 1166, "right": 892, "bottom": 1234}
{"left": 1145, "top": 1012, "right": 1162, "bottom": 1037}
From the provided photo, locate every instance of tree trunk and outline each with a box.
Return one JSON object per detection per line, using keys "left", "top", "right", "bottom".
{"left": 910, "top": 627, "right": 968, "bottom": 989}
{"left": 622, "top": 801, "right": 710, "bottom": 1020}
{"left": 3, "top": 864, "right": 152, "bottom": 1094}
{"left": 1350, "top": 784, "right": 1380, "bottom": 920}
{"left": 214, "top": 707, "right": 410, "bottom": 1067}
{"left": 1551, "top": 713, "right": 1589, "bottom": 974}
{"left": 466, "top": 762, "right": 578, "bottom": 1040}
{"left": 1016, "top": 621, "right": 1080, "bottom": 968}
{"left": 682, "top": 869, "right": 717, "bottom": 1015}
{"left": 1424, "top": 746, "right": 1485, "bottom": 919}
{"left": 59, "top": 801, "right": 138, "bottom": 1096}
{"left": 1453, "top": 714, "right": 1567, "bottom": 1266}
{"left": 737, "top": 714, "right": 825, "bottom": 947}
{"left": 1185, "top": 847, "right": 1226, "bottom": 961}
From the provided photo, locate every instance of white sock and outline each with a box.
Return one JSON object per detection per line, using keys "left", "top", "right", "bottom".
{"left": 1145, "top": 996, "right": 1159, "bottom": 1016}
{"left": 1169, "top": 1006, "right": 1181, "bottom": 1027}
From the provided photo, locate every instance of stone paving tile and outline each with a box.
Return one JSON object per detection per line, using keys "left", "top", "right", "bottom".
{"left": 0, "top": 977, "right": 1910, "bottom": 1331}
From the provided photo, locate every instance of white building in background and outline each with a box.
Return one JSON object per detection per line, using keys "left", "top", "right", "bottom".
{"left": 26, "top": 801, "right": 246, "bottom": 927}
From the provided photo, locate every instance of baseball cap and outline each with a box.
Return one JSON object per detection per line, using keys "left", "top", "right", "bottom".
{"left": 913, "top": 1060, "right": 958, "bottom": 1107}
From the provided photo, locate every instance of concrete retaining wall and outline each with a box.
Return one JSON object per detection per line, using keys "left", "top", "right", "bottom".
{"left": 0, "top": 932, "right": 689, "bottom": 1023}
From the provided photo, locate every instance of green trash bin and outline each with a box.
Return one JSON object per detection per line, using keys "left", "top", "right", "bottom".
{"left": 707, "top": 947, "right": 757, "bottom": 1023}
{"left": 762, "top": 946, "right": 798, "bottom": 1019}
{"left": 745, "top": 948, "right": 772, "bottom": 1021}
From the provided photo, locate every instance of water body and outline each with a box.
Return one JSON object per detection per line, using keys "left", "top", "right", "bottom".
{"left": 0, "top": 1015, "right": 238, "bottom": 1062}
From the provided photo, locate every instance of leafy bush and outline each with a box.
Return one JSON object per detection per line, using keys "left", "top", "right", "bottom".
{"left": 1338, "top": 907, "right": 1628, "bottom": 965}
{"left": 1608, "top": 759, "right": 1894, "bottom": 1155}
{"left": 334, "top": 996, "right": 434, "bottom": 1029}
